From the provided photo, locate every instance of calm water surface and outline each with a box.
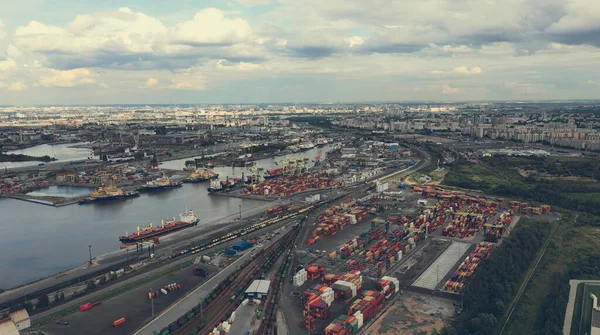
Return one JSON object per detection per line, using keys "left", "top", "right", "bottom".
{"left": 0, "top": 183, "right": 265, "bottom": 289}
{"left": 1, "top": 142, "right": 96, "bottom": 170}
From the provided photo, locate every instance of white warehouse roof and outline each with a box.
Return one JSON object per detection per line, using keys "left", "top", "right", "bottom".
{"left": 245, "top": 280, "right": 271, "bottom": 296}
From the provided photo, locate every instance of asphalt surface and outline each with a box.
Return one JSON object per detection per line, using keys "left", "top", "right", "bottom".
{"left": 134, "top": 224, "right": 295, "bottom": 335}
{"left": 39, "top": 264, "right": 219, "bottom": 335}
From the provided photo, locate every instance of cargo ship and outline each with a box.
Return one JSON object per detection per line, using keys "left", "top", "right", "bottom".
{"left": 80, "top": 185, "right": 139, "bottom": 203}
{"left": 119, "top": 210, "right": 199, "bottom": 243}
{"left": 208, "top": 177, "right": 242, "bottom": 193}
{"left": 183, "top": 168, "right": 218, "bottom": 183}
{"left": 141, "top": 175, "right": 182, "bottom": 191}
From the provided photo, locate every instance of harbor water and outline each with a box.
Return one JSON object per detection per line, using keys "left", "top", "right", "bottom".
{"left": 1, "top": 142, "right": 96, "bottom": 170}
{"left": 160, "top": 145, "right": 331, "bottom": 180}
{"left": 0, "top": 184, "right": 265, "bottom": 289}
{"left": 0, "top": 145, "right": 331, "bottom": 289}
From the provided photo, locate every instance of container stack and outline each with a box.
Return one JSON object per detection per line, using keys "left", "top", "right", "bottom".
{"left": 445, "top": 242, "right": 494, "bottom": 293}
{"left": 304, "top": 296, "right": 331, "bottom": 319}
{"left": 347, "top": 290, "right": 384, "bottom": 322}
{"left": 308, "top": 204, "right": 369, "bottom": 245}
{"left": 301, "top": 284, "right": 334, "bottom": 307}
{"left": 293, "top": 268, "right": 308, "bottom": 287}
{"left": 306, "top": 265, "right": 325, "bottom": 281}
{"left": 331, "top": 272, "right": 362, "bottom": 300}
{"left": 325, "top": 314, "right": 359, "bottom": 335}
{"left": 377, "top": 276, "right": 400, "bottom": 300}
{"left": 485, "top": 211, "right": 514, "bottom": 242}
{"left": 243, "top": 172, "right": 344, "bottom": 197}
{"left": 302, "top": 316, "right": 317, "bottom": 332}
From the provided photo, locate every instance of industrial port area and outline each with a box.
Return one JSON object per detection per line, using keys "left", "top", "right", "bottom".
{"left": 2, "top": 102, "right": 600, "bottom": 335}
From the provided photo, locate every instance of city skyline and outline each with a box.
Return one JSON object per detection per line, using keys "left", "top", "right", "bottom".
{"left": 0, "top": 0, "right": 599, "bottom": 104}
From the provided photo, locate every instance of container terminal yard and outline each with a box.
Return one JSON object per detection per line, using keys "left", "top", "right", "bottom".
{"left": 0, "top": 133, "right": 560, "bottom": 335}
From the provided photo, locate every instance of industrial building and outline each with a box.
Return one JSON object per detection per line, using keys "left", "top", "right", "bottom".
{"left": 591, "top": 293, "right": 600, "bottom": 335}
{"left": 245, "top": 280, "right": 271, "bottom": 299}
{"left": 0, "top": 309, "right": 30, "bottom": 335}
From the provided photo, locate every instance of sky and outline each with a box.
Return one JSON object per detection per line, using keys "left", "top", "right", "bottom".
{"left": 0, "top": 0, "right": 599, "bottom": 105}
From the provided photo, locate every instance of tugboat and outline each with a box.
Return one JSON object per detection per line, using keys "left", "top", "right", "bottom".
{"left": 141, "top": 175, "right": 182, "bottom": 191}
{"left": 80, "top": 185, "right": 139, "bottom": 204}
{"left": 184, "top": 168, "right": 218, "bottom": 183}
{"left": 119, "top": 210, "right": 199, "bottom": 243}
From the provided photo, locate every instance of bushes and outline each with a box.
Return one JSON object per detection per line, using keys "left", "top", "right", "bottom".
{"left": 444, "top": 158, "right": 600, "bottom": 216}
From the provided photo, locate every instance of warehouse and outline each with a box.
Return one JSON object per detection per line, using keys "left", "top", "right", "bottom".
{"left": 245, "top": 280, "right": 271, "bottom": 299}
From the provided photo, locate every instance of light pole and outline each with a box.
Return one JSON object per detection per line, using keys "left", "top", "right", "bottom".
{"left": 150, "top": 288, "right": 154, "bottom": 318}
{"left": 88, "top": 245, "right": 92, "bottom": 264}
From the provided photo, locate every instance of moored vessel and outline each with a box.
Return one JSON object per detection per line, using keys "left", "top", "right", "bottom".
{"left": 119, "top": 210, "right": 199, "bottom": 243}
{"left": 141, "top": 175, "right": 182, "bottom": 191}
{"left": 80, "top": 185, "right": 139, "bottom": 204}
{"left": 183, "top": 168, "right": 218, "bottom": 183}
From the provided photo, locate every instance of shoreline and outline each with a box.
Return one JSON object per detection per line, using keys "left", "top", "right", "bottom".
{"left": 0, "top": 197, "right": 276, "bottom": 295}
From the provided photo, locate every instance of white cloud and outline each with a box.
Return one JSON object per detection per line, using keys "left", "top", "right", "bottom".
{"left": 0, "top": 81, "right": 6, "bottom": 88}
{"left": 442, "top": 85, "right": 461, "bottom": 94}
{"left": 13, "top": 10, "right": 166, "bottom": 56}
{"left": 546, "top": 0, "right": 600, "bottom": 34}
{"left": 142, "top": 77, "right": 159, "bottom": 88}
{"left": 8, "top": 81, "right": 27, "bottom": 91}
{"left": 216, "top": 60, "right": 262, "bottom": 71}
{"left": 0, "top": 58, "right": 17, "bottom": 71}
{"left": 170, "top": 8, "right": 252, "bottom": 46}
{"left": 39, "top": 68, "right": 97, "bottom": 87}
{"left": 0, "top": 19, "right": 6, "bottom": 40}
{"left": 237, "top": 0, "right": 270, "bottom": 7}
{"left": 588, "top": 80, "right": 595, "bottom": 84}
{"left": 453, "top": 66, "right": 482, "bottom": 74}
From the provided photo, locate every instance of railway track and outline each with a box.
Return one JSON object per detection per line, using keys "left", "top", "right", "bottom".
{"left": 164, "top": 224, "right": 301, "bottom": 335}
{"left": 255, "top": 250, "right": 293, "bottom": 335}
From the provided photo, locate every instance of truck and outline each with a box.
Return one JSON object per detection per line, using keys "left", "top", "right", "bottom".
{"left": 193, "top": 267, "right": 209, "bottom": 277}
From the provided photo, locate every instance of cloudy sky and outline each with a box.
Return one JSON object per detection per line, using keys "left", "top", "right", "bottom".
{"left": 0, "top": 0, "right": 599, "bottom": 104}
